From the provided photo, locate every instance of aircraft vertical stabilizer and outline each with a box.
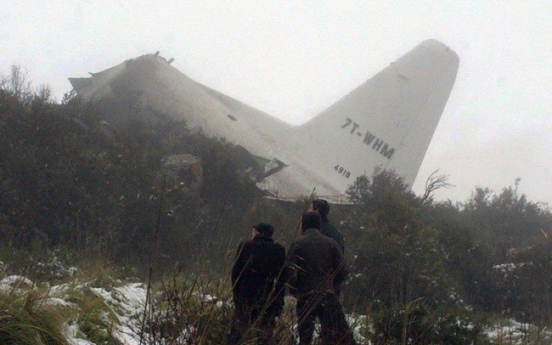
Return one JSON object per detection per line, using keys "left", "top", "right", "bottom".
{"left": 295, "top": 39, "right": 459, "bottom": 193}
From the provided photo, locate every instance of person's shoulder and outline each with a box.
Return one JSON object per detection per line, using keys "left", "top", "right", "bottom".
{"left": 311, "top": 232, "right": 340, "bottom": 252}
{"left": 296, "top": 230, "right": 326, "bottom": 246}
{"left": 321, "top": 219, "right": 339, "bottom": 231}
{"left": 321, "top": 221, "right": 343, "bottom": 239}
{"left": 292, "top": 234, "right": 310, "bottom": 245}
{"left": 288, "top": 237, "right": 303, "bottom": 250}
{"left": 319, "top": 233, "right": 338, "bottom": 245}
{"left": 272, "top": 242, "right": 286, "bottom": 258}
{"left": 239, "top": 238, "right": 252, "bottom": 245}
{"left": 237, "top": 239, "right": 255, "bottom": 251}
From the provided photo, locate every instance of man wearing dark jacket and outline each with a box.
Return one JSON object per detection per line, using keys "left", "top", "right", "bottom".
{"left": 311, "top": 199, "right": 344, "bottom": 254}
{"left": 284, "top": 212, "right": 356, "bottom": 345}
{"left": 228, "top": 223, "right": 286, "bottom": 345}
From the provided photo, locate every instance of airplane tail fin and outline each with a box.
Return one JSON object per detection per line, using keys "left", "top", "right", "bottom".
{"left": 295, "top": 39, "right": 459, "bottom": 192}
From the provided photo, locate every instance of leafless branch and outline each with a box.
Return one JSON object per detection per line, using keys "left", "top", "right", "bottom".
{"left": 421, "top": 169, "right": 453, "bottom": 203}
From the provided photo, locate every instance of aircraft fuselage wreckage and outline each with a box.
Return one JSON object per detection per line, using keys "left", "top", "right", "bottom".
{"left": 70, "top": 40, "right": 459, "bottom": 202}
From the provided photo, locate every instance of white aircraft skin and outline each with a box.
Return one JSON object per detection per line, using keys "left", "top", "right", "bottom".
{"left": 70, "top": 39, "right": 459, "bottom": 202}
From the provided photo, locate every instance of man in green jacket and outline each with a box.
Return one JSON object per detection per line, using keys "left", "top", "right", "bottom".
{"left": 284, "top": 211, "right": 356, "bottom": 345}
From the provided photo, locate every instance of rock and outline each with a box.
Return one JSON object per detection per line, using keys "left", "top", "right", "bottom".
{"left": 162, "top": 154, "right": 203, "bottom": 190}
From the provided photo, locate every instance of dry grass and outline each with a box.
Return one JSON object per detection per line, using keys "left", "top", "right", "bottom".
{"left": 0, "top": 287, "right": 70, "bottom": 345}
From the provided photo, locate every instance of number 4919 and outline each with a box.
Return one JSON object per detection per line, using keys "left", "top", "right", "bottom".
{"left": 334, "top": 165, "right": 351, "bottom": 178}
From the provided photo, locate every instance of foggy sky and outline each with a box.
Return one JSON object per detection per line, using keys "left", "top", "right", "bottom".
{"left": 2, "top": 1, "right": 551, "bottom": 205}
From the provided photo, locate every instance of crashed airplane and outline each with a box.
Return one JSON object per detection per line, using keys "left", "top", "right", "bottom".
{"left": 69, "top": 39, "right": 459, "bottom": 202}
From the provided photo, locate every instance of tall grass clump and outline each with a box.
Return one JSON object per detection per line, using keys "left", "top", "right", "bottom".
{"left": 0, "top": 289, "right": 69, "bottom": 345}
{"left": 142, "top": 270, "right": 301, "bottom": 345}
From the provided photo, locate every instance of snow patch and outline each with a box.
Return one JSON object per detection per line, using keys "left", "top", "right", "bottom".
{"left": 64, "top": 323, "right": 96, "bottom": 345}
{"left": 485, "top": 319, "right": 552, "bottom": 345}
{"left": 0, "top": 275, "right": 35, "bottom": 292}
{"left": 90, "top": 283, "right": 147, "bottom": 345}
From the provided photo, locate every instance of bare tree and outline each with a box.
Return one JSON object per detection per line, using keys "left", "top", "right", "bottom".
{"left": 35, "top": 84, "right": 52, "bottom": 102}
{"left": 1, "top": 65, "right": 33, "bottom": 102}
{"left": 421, "top": 169, "right": 453, "bottom": 203}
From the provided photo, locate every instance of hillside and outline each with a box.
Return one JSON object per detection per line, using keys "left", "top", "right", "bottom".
{"left": 1, "top": 67, "right": 552, "bottom": 344}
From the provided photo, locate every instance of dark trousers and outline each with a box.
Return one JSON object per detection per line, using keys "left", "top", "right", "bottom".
{"left": 228, "top": 302, "right": 276, "bottom": 345}
{"left": 296, "top": 292, "right": 356, "bottom": 345}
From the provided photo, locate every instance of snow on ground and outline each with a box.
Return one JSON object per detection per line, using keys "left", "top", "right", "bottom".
{"left": 493, "top": 262, "right": 532, "bottom": 274}
{"left": 0, "top": 275, "right": 35, "bottom": 294}
{"left": 485, "top": 319, "right": 552, "bottom": 345}
{"left": 42, "top": 296, "right": 76, "bottom": 308}
{"left": 64, "top": 324, "right": 96, "bottom": 345}
{"left": 346, "top": 314, "right": 370, "bottom": 344}
{"left": 0, "top": 274, "right": 147, "bottom": 345}
{"left": 89, "top": 283, "right": 147, "bottom": 345}
{"left": 56, "top": 281, "right": 148, "bottom": 345}
{"left": 2, "top": 274, "right": 552, "bottom": 345}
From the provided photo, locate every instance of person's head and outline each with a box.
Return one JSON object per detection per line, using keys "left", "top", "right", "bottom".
{"left": 311, "top": 199, "right": 330, "bottom": 220}
{"left": 301, "top": 211, "right": 321, "bottom": 231}
{"left": 252, "top": 222, "right": 274, "bottom": 238}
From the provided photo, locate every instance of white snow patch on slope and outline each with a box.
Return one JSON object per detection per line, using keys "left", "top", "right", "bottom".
{"left": 485, "top": 319, "right": 551, "bottom": 345}
{"left": 4, "top": 274, "right": 552, "bottom": 345}
{"left": 90, "top": 283, "right": 147, "bottom": 345}
{"left": 64, "top": 323, "right": 96, "bottom": 345}
{"left": 0, "top": 275, "right": 35, "bottom": 292}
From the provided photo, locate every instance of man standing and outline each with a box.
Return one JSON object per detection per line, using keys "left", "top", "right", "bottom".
{"left": 228, "top": 223, "right": 286, "bottom": 345}
{"left": 311, "top": 199, "right": 346, "bottom": 297}
{"left": 311, "top": 199, "right": 344, "bottom": 254}
{"left": 284, "top": 212, "right": 356, "bottom": 345}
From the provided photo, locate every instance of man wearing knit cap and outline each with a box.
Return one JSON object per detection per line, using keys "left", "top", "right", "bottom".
{"left": 228, "top": 223, "right": 286, "bottom": 345}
